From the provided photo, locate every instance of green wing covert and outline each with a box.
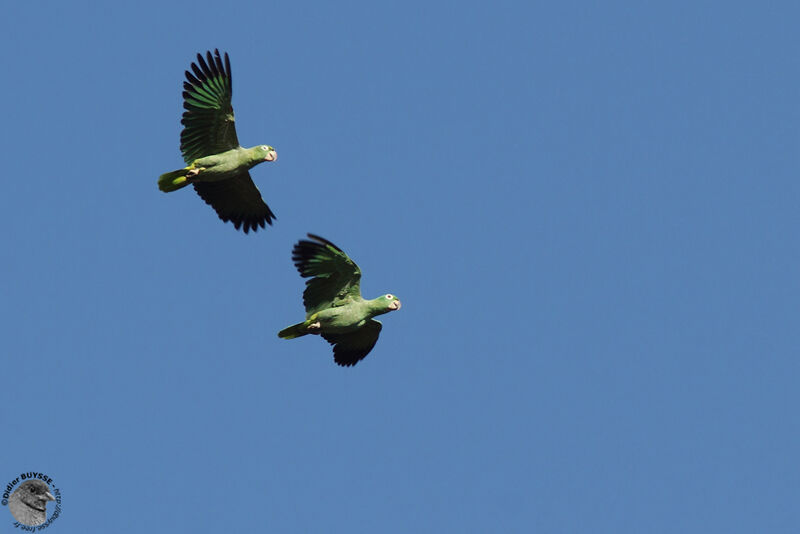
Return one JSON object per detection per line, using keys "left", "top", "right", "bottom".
{"left": 180, "top": 49, "right": 239, "bottom": 163}
{"left": 292, "top": 234, "right": 363, "bottom": 315}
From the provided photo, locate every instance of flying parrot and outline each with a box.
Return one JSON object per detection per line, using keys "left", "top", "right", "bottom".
{"left": 158, "top": 49, "right": 278, "bottom": 233}
{"left": 279, "top": 234, "right": 402, "bottom": 367}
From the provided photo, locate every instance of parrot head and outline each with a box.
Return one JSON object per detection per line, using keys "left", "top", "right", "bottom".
{"left": 249, "top": 145, "right": 277, "bottom": 163}
{"left": 259, "top": 145, "right": 277, "bottom": 161}
{"left": 371, "top": 294, "right": 402, "bottom": 316}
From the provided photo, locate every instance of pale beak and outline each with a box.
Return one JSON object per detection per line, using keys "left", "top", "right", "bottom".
{"left": 264, "top": 150, "right": 277, "bottom": 162}
{"left": 44, "top": 492, "right": 55, "bottom": 501}
{"left": 391, "top": 300, "right": 402, "bottom": 310}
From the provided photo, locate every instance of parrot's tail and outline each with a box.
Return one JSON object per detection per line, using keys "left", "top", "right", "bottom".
{"left": 278, "top": 322, "right": 310, "bottom": 339}
{"left": 158, "top": 168, "right": 192, "bottom": 192}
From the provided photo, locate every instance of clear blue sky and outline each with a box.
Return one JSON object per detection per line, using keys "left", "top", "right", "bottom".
{"left": 1, "top": 1, "right": 798, "bottom": 532}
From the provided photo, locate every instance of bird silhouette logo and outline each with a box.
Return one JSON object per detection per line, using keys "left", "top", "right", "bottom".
{"left": 9, "top": 480, "right": 55, "bottom": 526}
{"left": 2, "top": 474, "right": 61, "bottom": 528}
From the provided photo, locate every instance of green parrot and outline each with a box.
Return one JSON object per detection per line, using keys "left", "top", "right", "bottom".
{"left": 279, "top": 234, "right": 402, "bottom": 367}
{"left": 158, "top": 49, "right": 278, "bottom": 233}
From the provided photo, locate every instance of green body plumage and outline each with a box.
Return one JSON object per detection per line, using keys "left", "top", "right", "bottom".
{"left": 278, "top": 234, "right": 402, "bottom": 367}
{"left": 159, "top": 146, "right": 276, "bottom": 191}
{"left": 158, "top": 49, "right": 278, "bottom": 233}
{"left": 279, "top": 296, "right": 398, "bottom": 337}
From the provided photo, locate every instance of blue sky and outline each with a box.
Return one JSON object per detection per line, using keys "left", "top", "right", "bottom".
{"left": 1, "top": 1, "right": 799, "bottom": 532}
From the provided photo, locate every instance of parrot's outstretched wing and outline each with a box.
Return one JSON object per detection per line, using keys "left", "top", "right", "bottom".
{"left": 292, "top": 234, "right": 362, "bottom": 315}
{"left": 321, "top": 320, "right": 382, "bottom": 367}
{"left": 192, "top": 173, "right": 276, "bottom": 233}
{"left": 181, "top": 49, "right": 239, "bottom": 163}
{"left": 180, "top": 50, "right": 275, "bottom": 232}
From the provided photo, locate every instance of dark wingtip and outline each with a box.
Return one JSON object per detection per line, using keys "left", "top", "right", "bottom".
{"left": 185, "top": 70, "right": 201, "bottom": 87}
{"left": 195, "top": 52, "right": 207, "bottom": 73}
{"left": 186, "top": 50, "right": 231, "bottom": 85}
{"left": 206, "top": 50, "right": 218, "bottom": 77}
{"left": 229, "top": 213, "right": 274, "bottom": 234}
{"left": 292, "top": 237, "right": 327, "bottom": 276}
{"left": 305, "top": 233, "right": 343, "bottom": 252}
{"left": 190, "top": 61, "right": 204, "bottom": 82}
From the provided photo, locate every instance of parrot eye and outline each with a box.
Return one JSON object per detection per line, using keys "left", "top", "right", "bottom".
{"left": 385, "top": 294, "right": 393, "bottom": 299}
{"left": 261, "top": 145, "right": 269, "bottom": 151}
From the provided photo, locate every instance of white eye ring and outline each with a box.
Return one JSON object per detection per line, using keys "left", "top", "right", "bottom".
{"left": 262, "top": 145, "right": 270, "bottom": 151}
{"left": 385, "top": 294, "right": 393, "bottom": 299}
